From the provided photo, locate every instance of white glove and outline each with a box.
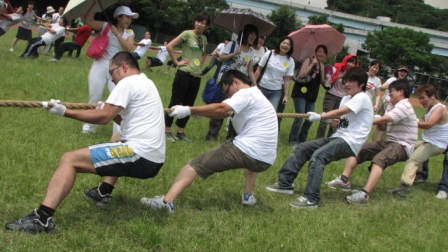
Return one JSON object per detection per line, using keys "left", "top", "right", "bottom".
{"left": 46, "top": 99, "right": 66, "bottom": 116}
{"left": 374, "top": 114, "right": 381, "bottom": 118}
{"left": 321, "top": 112, "right": 332, "bottom": 124}
{"left": 169, "top": 105, "right": 191, "bottom": 119}
{"left": 307, "top": 112, "right": 321, "bottom": 122}
{"left": 96, "top": 101, "right": 105, "bottom": 110}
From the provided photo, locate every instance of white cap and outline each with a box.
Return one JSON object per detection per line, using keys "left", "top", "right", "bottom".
{"left": 113, "top": 6, "right": 138, "bottom": 19}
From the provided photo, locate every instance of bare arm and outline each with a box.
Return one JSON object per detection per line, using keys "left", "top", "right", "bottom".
{"left": 418, "top": 106, "right": 445, "bottom": 129}
{"left": 321, "top": 105, "right": 352, "bottom": 120}
{"left": 84, "top": 0, "right": 105, "bottom": 32}
{"left": 298, "top": 57, "right": 316, "bottom": 78}
{"left": 373, "top": 88, "right": 381, "bottom": 111}
{"left": 282, "top": 76, "right": 291, "bottom": 104}
{"left": 63, "top": 104, "right": 123, "bottom": 125}
{"left": 190, "top": 103, "right": 233, "bottom": 119}
{"left": 167, "top": 35, "right": 189, "bottom": 66}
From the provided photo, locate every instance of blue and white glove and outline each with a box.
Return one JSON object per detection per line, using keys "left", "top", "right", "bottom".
{"left": 307, "top": 112, "right": 321, "bottom": 122}
{"left": 169, "top": 105, "right": 191, "bottom": 119}
{"left": 43, "top": 99, "right": 66, "bottom": 116}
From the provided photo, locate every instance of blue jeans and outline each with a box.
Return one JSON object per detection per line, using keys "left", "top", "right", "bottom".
{"left": 277, "top": 137, "right": 354, "bottom": 203}
{"left": 258, "top": 85, "right": 282, "bottom": 111}
{"left": 438, "top": 152, "right": 448, "bottom": 192}
{"left": 289, "top": 97, "right": 315, "bottom": 145}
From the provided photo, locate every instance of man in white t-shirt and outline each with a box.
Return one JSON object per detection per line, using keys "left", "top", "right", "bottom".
{"left": 19, "top": 16, "right": 68, "bottom": 59}
{"left": 5, "top": 52, "right": 165, "bottom": 233}
{"left": 131, "top": 31, "right": 152, "bottom": 60}
{"left": 266, "top": 67, "right": 373, "bottom": 209}
{"left": 145, "top": 39, "right": 173, "bottom": 71}
{"left": 140, "top": 69, "right": 278, "bottom": 212}
{"left": 201, "top": 39, "right": 229, "bottom": 75}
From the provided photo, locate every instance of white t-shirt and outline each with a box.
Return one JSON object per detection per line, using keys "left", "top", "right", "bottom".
{"left": 156, "top": 46, "right": 169, "bottom": 63}
{"left": 216, "top": 42, "right": 225, "bottom": 55}
{"left": 366, "top": 75, "right": 381, "bottom": 100}
{"left": 52, "top": 13, "right": 61, "bottom": 23}
{"left": 258, "top": 51, "right": 295, "bottom": 91}
{"left": 106, "top": 73, "right": 165, "bottom": 163}
{"left": 422, "top": 103, "right": 448, "bottom": 149}
{"left": 223, "top": 87, "right": 278, "bottom": 165}
{"left": 331, "top": 92, "right": 374, "bottom": 155}
{"left": 134, "top": 38, "right": 152, "bottom": 57}
{"left": 382, "top": 77, "right": 397, "bottom": 102}
{"left": 41, "top": 24, "right": 65, "bottom": 44}
{"left": 222, "top": 40, "right": 254, "bottom": 76}
{"left": 97, "top": 22, "right": 135, "bottom": 66}
{"left": 252, "top": 46, "right": 267, "bottom": 67}
{"left": 0, "top": 14, "right": 22, "bottom": 31}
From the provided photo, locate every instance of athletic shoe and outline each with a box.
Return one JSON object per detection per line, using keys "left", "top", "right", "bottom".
{"left": 81, "top": 124, "right": 97, "bottom": 134}
{"left": 48, "top": 58, "right": 59, "bottom": 62}
{"left": 346, "top": 191, "right": 369, "bottom": 204}
{"left": 9, "top": 48, "right": 13, "bottom": 52}
{"left": 165, "top": 132, "right": 176, "bottom": 143}
{"left": 290, "top": 196, "right": 318, "bottom": 209}
{"left": 265, "top": 182, "right": 294, "bottom": 195}
{"left": 326, "top": 174, "right": 351, "bottom": 191}
{"left": 387, "top": 184, "right": 411, "bottom": 197}
{"left": 175, "top": 133, "right": 192, "bottom": 143}
{"left": 435, "top": 190, "right": 448, "bottom": 200}
{"left": 5, "top": 209, "right": 56, "bottom": 233}
{"left": 83, "top": 185, "right": 112, "bottom": 209}
{"left": 140, "top": 195, "right": 174, "bottom": 212}
{"left": 242, "top": 193, "right": 257, "bottom": 205}
{"left": 413, "top": 173, "right": 428, "bottom": 184}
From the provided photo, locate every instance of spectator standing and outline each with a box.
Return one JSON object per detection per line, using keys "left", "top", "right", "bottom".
{"left": 10, "top": 1, "right": 36, "bottom": 52}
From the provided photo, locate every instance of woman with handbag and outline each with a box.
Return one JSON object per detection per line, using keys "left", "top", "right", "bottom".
{"left": 288, "top": 45, "right": 327, "bottom": 146}
{"left": 83, "top": 1, "right": 138, "bottom": 138}
{"left": 255, "top": 36, "right": 295, "bottom": 111}
{"left": 204, "top": 24, "right": 258, "bottom": 142}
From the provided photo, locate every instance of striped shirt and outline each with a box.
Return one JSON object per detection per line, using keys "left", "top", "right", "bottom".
{"left": 385, "top": 98, "right": 418, "bottom": 157}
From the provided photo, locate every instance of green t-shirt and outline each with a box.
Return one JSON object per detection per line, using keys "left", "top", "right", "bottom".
{"left": 179, "top": 30, "right": 207, "bottom": 75}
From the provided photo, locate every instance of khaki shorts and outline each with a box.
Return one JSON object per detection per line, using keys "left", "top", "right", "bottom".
{"left": 356, "top": 141, "right": 408, "bottom": 170}
{"left": 189, "top": 142, "right": 271, "bottom": 179}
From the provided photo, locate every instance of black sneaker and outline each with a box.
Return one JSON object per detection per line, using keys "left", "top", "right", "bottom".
{"left": 83, "top": 185, "right": 112, "bottom": 209}
{"left": 5, "top": 209, "right": 56, "bottom": 233}
{"left": 387, "top": 184, "right": 411, "bottom": 197}
{"left": 413, "top": 173, "right": 428, "bottom": 184}
{"left": 175, "top": 133, "right": 193, "bottom": 143}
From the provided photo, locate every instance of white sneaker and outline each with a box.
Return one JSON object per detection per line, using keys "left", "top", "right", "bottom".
{"left": 81, "top": 123, "right": 97, "bottom": 134}
{"left": 140, "top": 195, "right": 174, "bottom": 212}
{"left": 9, "top": 48, "right": 13, "bottom": 52}
{"left": 435, "top": 190, "right": 447, "bottom": 200}
{"left": 242, "top": 193, "right": 257, "bottom": 205}
{"left": 48, "top": 58, "right": 59, "bottom": 62}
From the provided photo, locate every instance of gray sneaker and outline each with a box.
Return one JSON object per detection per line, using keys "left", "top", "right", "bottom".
{"left": 413, "top": 173, "right": 427, "bottom": 184}
{"left": 83, "top": 184, "right": 112, "bottom": 209}
{"left": 5, "top": 209, "right": 56, "bottom": 233}
{"left": 140, "top": 195, "right": 174, "bottom": 212}
{"left": 290, "top": 196, "right": 318, "bottom": 209}
{"left": 387, "top": 184, "right": 411, "bottom": 197}
{"left": 242, "top": 193, "right": 257, "bottom": 206}
{"left": 326, "top": 174, "right": 351, "bottom": 191}
{"left": 346, "top": 190, "right": 369, "bottom": 204}
{"left": 165, "top": 132, "right": 176, "bottom": 143}
{"left": 175, "top": 132, "right": 193, "bottom": 143}
{"left": 435, "top": 190, "right": 448, "bottom": 200}
{"left": 266, "top": 182, "right": 294, "bottom": 195}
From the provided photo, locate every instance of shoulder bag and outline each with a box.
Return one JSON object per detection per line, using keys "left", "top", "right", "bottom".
{"left": 86, "top": 23, "right": 111, "bottom": 59}
{"left": 293, "top": 57, "right": 313, "bottom": 84}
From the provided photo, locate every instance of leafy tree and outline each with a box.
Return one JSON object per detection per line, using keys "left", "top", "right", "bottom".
{"left": 363, "top": 27, "right": 433, "bottom": 70}
{"left": 266, "top": 5, "right": 301, "bottom": 49}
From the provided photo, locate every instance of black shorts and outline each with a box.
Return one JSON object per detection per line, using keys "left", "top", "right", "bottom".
{"left": 146, "top": 57, "right": 163, "bottom": 67}
{"left": 15, "top": 26, "right": 32, "bottom": 40}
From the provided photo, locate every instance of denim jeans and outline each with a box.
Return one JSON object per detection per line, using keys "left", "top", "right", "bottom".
{"left": 438, "top": 152, "right": 448, "bottom": 192}
{"left": 258, "top": 85, "right": 282, "bottom": 111}
{"left": 289, "top": 97, "right": 315, "bottom": 145}
{"left": 277, "top": 137, "right": 354, "bottom": 203}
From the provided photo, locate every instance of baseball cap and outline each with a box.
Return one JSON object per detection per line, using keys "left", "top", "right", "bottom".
{"left": 113, "top": 6, "right": 139, "bottom": 19}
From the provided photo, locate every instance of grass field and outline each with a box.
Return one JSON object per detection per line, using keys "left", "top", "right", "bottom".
{"left": 0, "top": 30, "right": 446, "bottom": 251}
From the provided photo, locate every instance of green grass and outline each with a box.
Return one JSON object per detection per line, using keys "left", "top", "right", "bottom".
{"left": 0, "top": 31, "right": 447, "bottom": 251}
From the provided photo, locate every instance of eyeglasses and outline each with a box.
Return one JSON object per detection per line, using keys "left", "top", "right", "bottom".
{"left": 108, "top": 65, "right": 120, "bottom": 76}
{"left": 197, "top": 37, "right": 203, "bottom": 50}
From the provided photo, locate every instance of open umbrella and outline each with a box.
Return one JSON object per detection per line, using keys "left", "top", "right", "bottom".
{"left": 63, "top": 0, "right": 118, "bottom": 22}
{"left": 289, "top": 24, "right": 346, "bottom": 60}
{"left": 214, "top": 8, "right": 277, "bottom": 36}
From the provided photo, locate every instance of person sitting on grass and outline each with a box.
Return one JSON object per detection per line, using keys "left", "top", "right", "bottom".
{"left": 266, "top": 67, "right": 373, "bottom": 209}
{"left": 140, "top": 69, "right": 278, "bottom": 211}
{"left": 386, "top": 84, "right": 448, "bottom": 197}
{"left": 5, "top": 52, "right": 165, "bottom": 233}
{"left": 326, "top": 79, "right": 418, "bottom": 204}
{"left": 19, "top": 16, "right": 68, "bottom": 59}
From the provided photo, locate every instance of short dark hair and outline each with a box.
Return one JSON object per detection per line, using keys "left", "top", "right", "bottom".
{"left": 343, "top": 67, "right": 368, "bottom": 92}
{"left": 219, "top": 70, "right": 252, "bottom": 88}
{"left": 274, "top": 36, "right": 294, "bottom": 58}
{"left": 315, "top": 45, "right": 328, "bottom": 55}
{"left": 111, "top": 51, "right": 140, "bottom": 71}
{"left": 369, "top": 59, "right": 381, "bottom": 71}
{"left": 195, "top": 12, "right": 211, "bottom": 26}
{"left": 417, "top": 84, "right": 437, "bottom": 99}
{"left": 389, "top": 79, "right": 411, "bottom": 98}
{"left": 61, "top": 16, "right": 69, "bottom": 27}
{"left": 238, "top": 24, "right": 258, "bottom": 47}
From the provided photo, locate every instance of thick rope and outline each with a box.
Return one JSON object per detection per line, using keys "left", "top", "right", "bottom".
{"left": 0, "top": 100, "right": 310, "bottom": 118}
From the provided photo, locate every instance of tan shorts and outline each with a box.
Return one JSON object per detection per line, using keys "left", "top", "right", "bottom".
{"left": 188, "top": 142, "right": 271, "bottom": 179}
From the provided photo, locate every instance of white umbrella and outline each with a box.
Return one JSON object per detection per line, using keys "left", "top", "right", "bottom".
{"left": 214, "top": 8, "right": 277, "bottom": 36}
{"left": 63, "top": 0, "right": 119, "bottom": 22}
